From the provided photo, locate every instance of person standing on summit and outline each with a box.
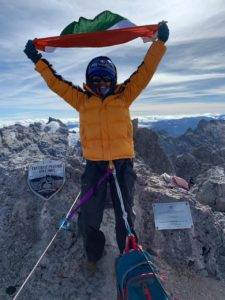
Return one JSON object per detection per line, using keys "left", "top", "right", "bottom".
{"left": 24, "top": 22, "right": 169, "bottom": 269}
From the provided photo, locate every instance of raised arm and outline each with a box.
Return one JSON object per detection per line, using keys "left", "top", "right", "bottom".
{"left": 24, "top": 40, "right": 85, "bottom": 112}
{"left": 121, "top": 22, "right": 169, "bottom": 107}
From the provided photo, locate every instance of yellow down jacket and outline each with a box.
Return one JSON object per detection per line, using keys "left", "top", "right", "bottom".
{"left": 35, "top": 40, "right": 166, "bottom": 161}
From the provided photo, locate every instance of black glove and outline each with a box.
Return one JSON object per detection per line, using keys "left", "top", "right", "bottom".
{"left": 157, "top": 22, "right": 169, "bottom": 43}
{"left": 24, "top": 40, "right": 42, "bottom": 63}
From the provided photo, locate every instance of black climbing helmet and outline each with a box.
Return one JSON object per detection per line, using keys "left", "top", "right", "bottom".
{"left": 86, "top": 56, "right": 117, "bottom": 95}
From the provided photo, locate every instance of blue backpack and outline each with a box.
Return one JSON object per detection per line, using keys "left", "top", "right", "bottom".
{"left": 116, "top": 236, "right": 174, "bottom": 300}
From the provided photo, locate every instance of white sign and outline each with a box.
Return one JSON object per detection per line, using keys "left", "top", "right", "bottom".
{"left": 28, "top": 160, "right": 65, "bottom": 200}
{"left": 152, "top": 201, "right": 193, "bottom": 230}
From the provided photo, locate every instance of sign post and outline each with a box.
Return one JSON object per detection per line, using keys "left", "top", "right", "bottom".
{"left": 153, "top": 201, "right": 193, "bottom": 230}
{"left": 28, "top": 160, "right": 65, "bottom": 200}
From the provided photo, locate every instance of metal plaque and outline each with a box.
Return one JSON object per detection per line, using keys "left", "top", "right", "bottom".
{"left": 152, "top": 201, "right": 193, "bottom": 230}
{"left": 28, "top": 160, "right": 65, "bottom": 200}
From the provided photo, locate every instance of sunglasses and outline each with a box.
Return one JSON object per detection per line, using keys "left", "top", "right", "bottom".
{"left": 90, "top": 75, "right": 112, "bottom": 84}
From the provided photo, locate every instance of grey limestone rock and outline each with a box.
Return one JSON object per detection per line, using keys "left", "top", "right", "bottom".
{"left": 0, "top": 119, "right": 225, "bottom": 300}
{"left": 194, "top": 166, "right": 225, "bottom": 212}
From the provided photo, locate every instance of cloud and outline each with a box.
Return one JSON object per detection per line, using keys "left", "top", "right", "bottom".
{"left": 131, "top": 102, "right": 225, "bottom": 116}
{"left": 1, "top": 0, "right": 225, "bottom": 121}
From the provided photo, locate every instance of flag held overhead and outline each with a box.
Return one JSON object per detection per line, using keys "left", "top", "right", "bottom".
{"left": 33, "top": 11, "right": 159, "bottom": 52}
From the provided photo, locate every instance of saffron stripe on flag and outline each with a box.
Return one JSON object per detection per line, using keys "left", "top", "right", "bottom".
{"left": 34, "top": 25, "right": 159, "bottom": 51}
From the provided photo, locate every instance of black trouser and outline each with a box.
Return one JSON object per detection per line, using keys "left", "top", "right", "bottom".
{"left": 78, "top": 159, "right": 137, "bottom": 262}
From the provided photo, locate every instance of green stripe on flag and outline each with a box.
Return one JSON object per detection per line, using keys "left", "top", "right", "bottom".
{"left": 60, "top": 10, "right": 128, "bottom": 35}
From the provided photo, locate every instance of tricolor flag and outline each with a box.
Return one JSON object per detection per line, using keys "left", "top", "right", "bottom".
{"left": 33, "top": 11, "right": 159, "bottom": 52}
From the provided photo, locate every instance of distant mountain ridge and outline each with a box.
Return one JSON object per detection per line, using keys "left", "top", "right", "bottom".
{"left": 65, "top": 114, "right": 225, "bottom": 137}
{"left": 1, "top": 114, "right": 225, "bottom": 137}
{"left": 138, "top": 114, "right": 225, "bottom": 136}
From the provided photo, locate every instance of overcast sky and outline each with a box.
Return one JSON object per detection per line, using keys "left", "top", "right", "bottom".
{"left": 1, "top": 0, "right": 225, "bottom": 124}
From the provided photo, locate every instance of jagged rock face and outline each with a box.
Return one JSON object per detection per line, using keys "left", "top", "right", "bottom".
{"left": 0, "top": 119, "right": 225, "bottom": 300}
{"left": 173, "top": 152, "right": 201, "bottom": 179}
{"left": 193, "top": 119, "right": 225, "bottom": 146}
{"left": 134, "top": 162, "right": 225, "bottom": 282}
{"left": 158, "top": 119, "right": 225, "bottom": 180}
{"left": 193, "top": 166, "right": 225, "bottom": 212}
{"left": 0, "top": 121, "right": 69, "bottom": 168}
{"left": 134, "top": 127, "right": 173, "bottom": 174}
{"left": 177, "top": 119, "right": 225, "bottom": 154}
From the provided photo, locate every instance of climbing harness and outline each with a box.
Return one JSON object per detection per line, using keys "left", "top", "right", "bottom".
{"left": 66, "top": 166, "right": 113, "bottom": 223}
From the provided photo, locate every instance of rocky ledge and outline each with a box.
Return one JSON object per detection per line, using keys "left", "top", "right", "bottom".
{"left": 0, "top": 118, "right": 225, "bottom": 300}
